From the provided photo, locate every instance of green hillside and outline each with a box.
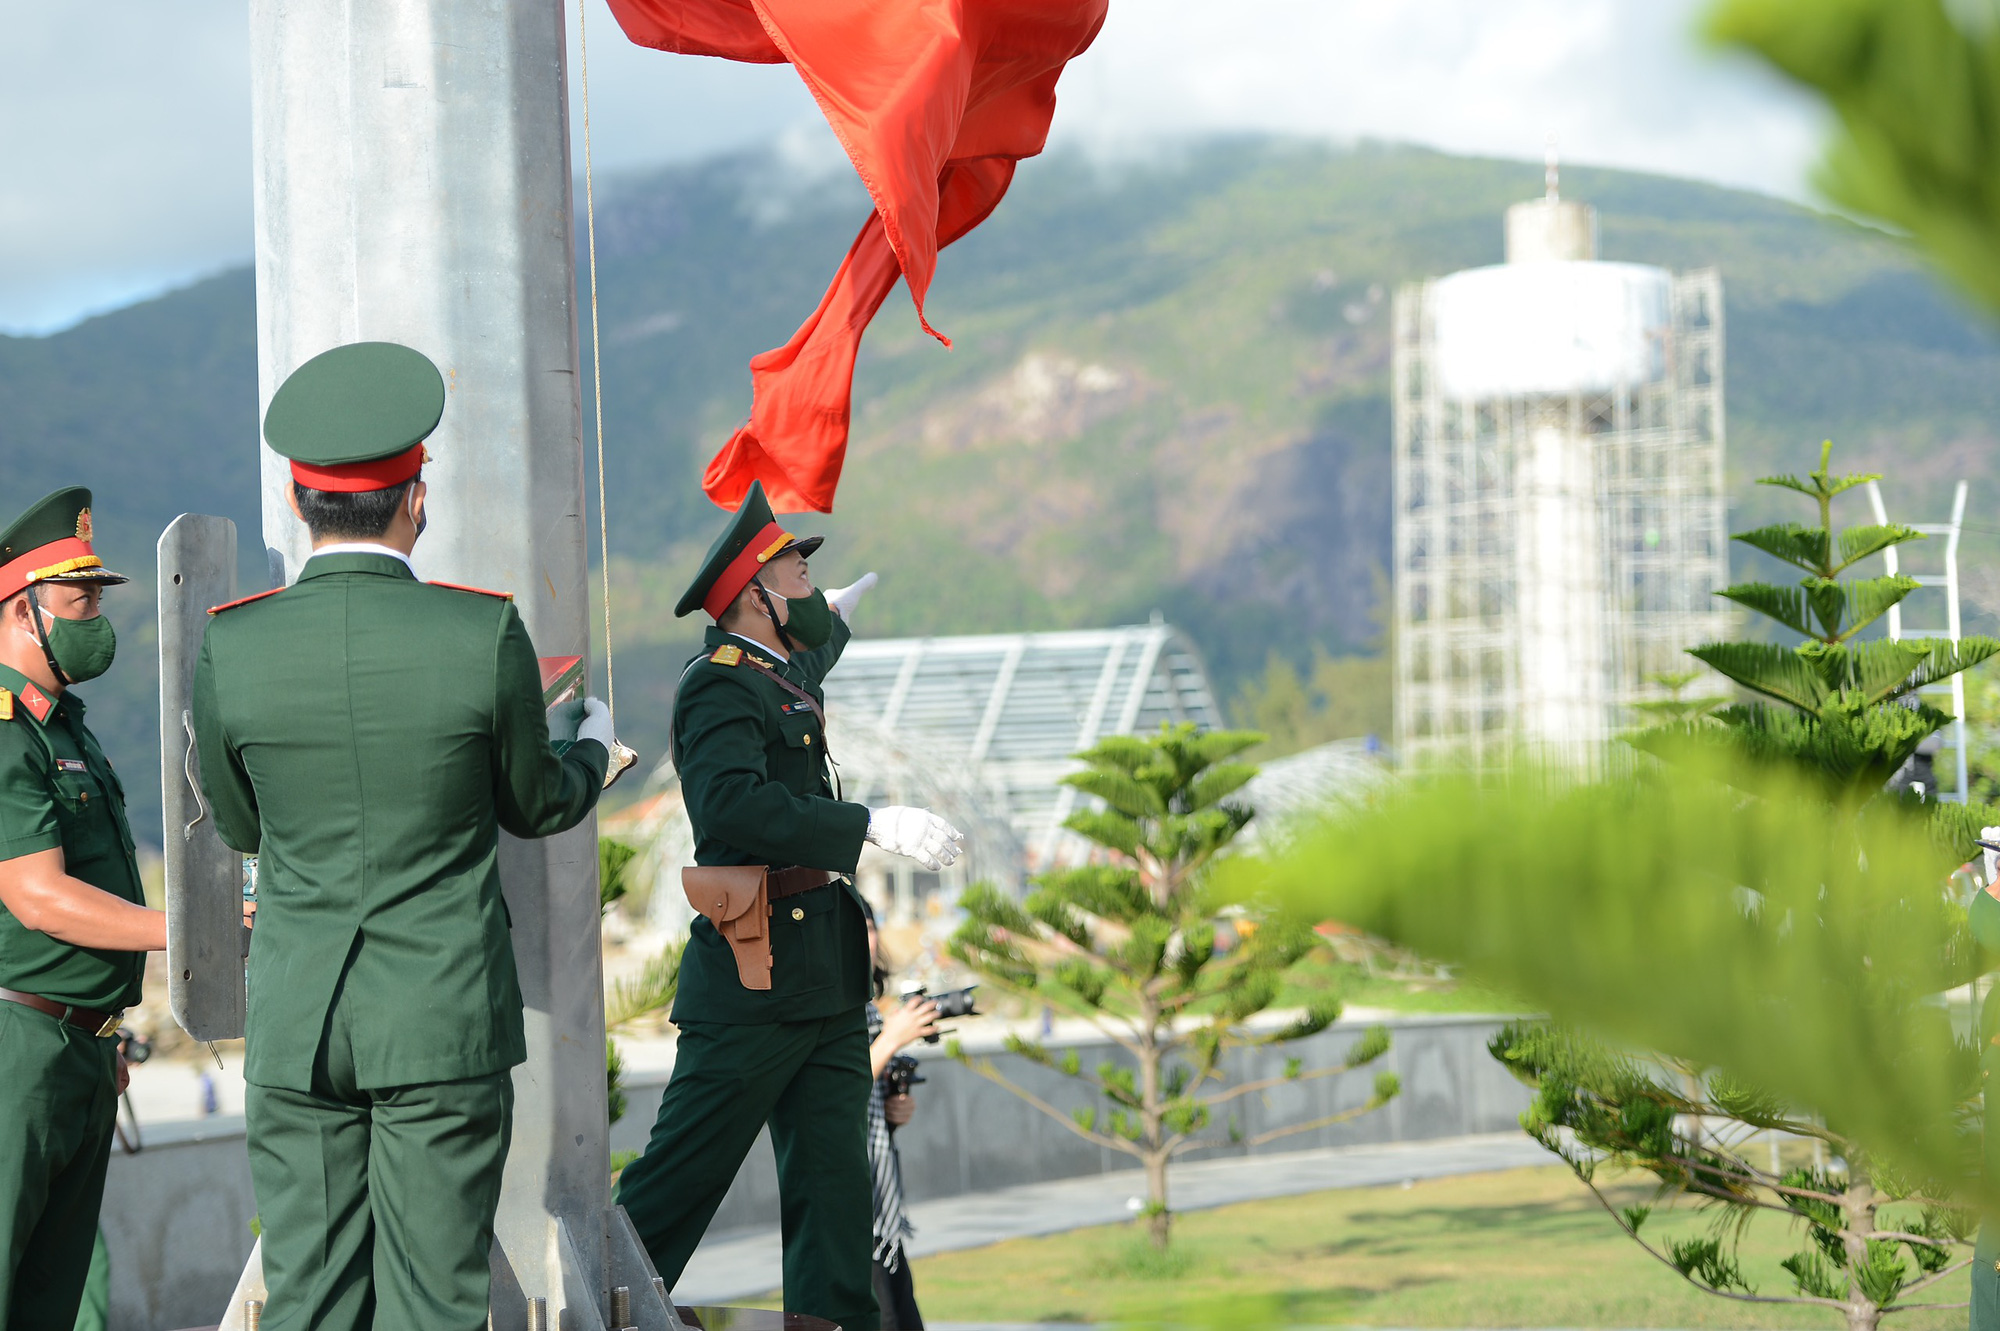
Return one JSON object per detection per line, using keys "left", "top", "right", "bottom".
{"left": 6, "top": 136, "right": 1999, "bottom": 841}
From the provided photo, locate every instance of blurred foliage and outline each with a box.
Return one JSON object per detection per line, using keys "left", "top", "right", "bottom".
{"left": 1709, "top": 0, "right": 2000, "bottom": 317}
{"left": 606, "top": 942, "right": 683, "bottom": 1034}
{"left": 950, "top": 721, "right": 1396, "bottom": 1249}
{"left": 1218, "top": 759, "right": 1983, "bottom": 1191}
{"left": 599, "top": 837, "right": 640, "bottom": 915}
{"left": 1219, "top": 756, "right": 1990, "bottom": 1315}
{"left": 1232, "top": 649, "right": 1391, "bottom": 760}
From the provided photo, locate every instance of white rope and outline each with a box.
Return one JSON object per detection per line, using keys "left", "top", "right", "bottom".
{"left": 578, "top": 0, "right": 615, "bottom": 715}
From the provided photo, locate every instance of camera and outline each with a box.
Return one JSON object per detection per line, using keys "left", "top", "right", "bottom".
{"left": 883, "top": 1052, "right": 925, "bottom": 1099}
{"left": 117, "top": 1027, "right": 152, "bottom": 1065}
{"left": 901, "top": 983, "right": 979, "bottom": 1043}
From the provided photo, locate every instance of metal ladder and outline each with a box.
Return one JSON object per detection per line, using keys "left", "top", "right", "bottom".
{"left": 1866, "top": 479, "right": 1970, "bottom": 802}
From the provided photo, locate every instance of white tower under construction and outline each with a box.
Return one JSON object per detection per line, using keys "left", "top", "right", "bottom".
{"left": 1391, "top": 179, "right": 1729, "bottom": 766}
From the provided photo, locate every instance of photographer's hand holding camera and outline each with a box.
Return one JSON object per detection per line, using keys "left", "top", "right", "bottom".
{"left": 871, "top": 992, "right": 939, "bottom": 1127}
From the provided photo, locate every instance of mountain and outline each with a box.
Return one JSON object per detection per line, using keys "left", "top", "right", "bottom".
{"left": 7, "top": 136, "right": 2000, "bottom": 842}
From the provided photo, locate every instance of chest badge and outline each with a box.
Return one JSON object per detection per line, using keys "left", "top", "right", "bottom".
{"left": 56, "top": 758, "right": 88, "bottom": 774}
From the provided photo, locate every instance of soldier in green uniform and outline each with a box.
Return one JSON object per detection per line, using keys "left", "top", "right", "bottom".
{"left": 192, "top": 341, "right": 624, "bottom": 1331}
{"left": 615, "top": 481, "right": 963, "bottom": 1331}
{"left": 0, "top": 487, "right": 163, "bottom": 1331}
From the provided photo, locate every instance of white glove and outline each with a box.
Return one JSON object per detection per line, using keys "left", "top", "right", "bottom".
{"left": 866, "top": 805, "right": 965, "bottom": 872}
{"left": 826, "top": 572, "right": 878, "bottom": 621}
{"left": 577, "top": 697, "right": 618, "bottom": 750}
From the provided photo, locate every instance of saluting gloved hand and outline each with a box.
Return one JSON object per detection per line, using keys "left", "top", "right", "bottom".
{"left": 826, "top": 572, "right": 878, "bottom": 620}
{"left": 577, "top": 697, "right": 618, "bottom": 750}
{"left": 866, "top": 805, "right": 965, "bottom": 871}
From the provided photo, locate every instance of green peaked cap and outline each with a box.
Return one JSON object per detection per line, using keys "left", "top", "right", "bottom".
{"left": 264, "top": 341, "right": 446, "bottom": 465}
{"left": 0, "top": 487, "right": 129, "bottom": 600}
{"left": 674, "top": 480, "right": 824, "bottom": 618}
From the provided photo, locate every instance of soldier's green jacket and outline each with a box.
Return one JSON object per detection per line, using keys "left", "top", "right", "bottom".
{"left": 0, "top": 663, "right": 143, "bottom": 1010}
{"left": 193, "top": 552, "right": 608, "bottom": 1092}
{"left": 671, "top": 616, "right": 871, "bottom": 1025}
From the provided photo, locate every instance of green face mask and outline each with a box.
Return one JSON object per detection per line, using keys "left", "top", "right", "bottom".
{"left": 28, "top": 590, "right": 117, "bottom": 685}
{"left": 759, "top": 584, "right": 834, "bottom": 653}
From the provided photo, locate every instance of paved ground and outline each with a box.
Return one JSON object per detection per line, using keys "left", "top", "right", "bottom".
{"left": 675, "top": 1130, "right": 1551, "bottom": 1304}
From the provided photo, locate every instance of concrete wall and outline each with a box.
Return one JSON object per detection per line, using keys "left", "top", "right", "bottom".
{"left": 610, "top": 1014, "right": 1530, "bottom": 1237}
{"left": 101, "top": 1118, "right": 256, "bottom": 1331}
{"left": 106, "top": 1014, "right": 1527, "bottom": 1330}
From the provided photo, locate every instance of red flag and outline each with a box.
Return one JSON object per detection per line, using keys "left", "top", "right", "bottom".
{"left": 606, "top": 0, "right": 1109, "bottom": 513}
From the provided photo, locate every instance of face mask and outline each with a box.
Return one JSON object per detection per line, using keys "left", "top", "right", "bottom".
{"left": 758, "top": 583, "right": 834, "bottom": 653}
{"left": 26, "top": 588, "right": 117, "bottom": 685}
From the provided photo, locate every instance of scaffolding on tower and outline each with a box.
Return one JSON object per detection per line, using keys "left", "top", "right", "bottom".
{"left": 1391, "top": 177, "right": 1731, "bottom": 769}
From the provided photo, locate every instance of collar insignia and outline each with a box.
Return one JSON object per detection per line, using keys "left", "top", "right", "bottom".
{"left": 18, "top": 683, "right": 51, "bottom": 724}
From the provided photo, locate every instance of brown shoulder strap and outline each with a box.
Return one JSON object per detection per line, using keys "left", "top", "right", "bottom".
{"left": 738, "top": 656, "right": 825, "bottom": 729}
{"left": 737, "top": 656, "right": 841, "bottom": 799}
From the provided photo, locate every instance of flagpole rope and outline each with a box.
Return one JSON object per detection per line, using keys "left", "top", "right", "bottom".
{"left": 578, "top": 0, "right": 615, "bottom": 716}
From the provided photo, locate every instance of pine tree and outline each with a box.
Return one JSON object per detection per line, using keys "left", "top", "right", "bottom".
{"left": 949, "top": 722, "right": 1398, "bottom": 1250}
{"left": 1506, "top": 443, "right": 2000, "bottom": 1329}
{"left": 1636, "top": 441, "right": 1998, "bottom": 799}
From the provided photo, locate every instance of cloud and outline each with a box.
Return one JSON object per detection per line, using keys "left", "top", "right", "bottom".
{"left": 1051, "top": 0, "right": 1829, "bottom": 196}
{"left": 0, "top": 0, "right": 1830, "bottom": 334}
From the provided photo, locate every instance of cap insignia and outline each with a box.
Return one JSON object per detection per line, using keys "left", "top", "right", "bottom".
{"left": 710, "top": 644, "right": 743, "bottom": 667}
{"left": 74, "top": 508, "right": 93, "bottom": 543}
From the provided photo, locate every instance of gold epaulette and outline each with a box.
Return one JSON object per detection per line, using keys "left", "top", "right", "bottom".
{"left": 0, "top": 688, "right": 12, "bottom": 722}
{"left": 710, "top": 644, "right": 744, "bottom": 666}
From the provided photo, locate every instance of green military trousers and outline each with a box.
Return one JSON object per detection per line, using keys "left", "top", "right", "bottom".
{"left": 617, "top": 1009, "right": 877, "bottom": 1331}
{"left": 0, "top": 1001, "right": 117, "bottom": 1331}
{"left": 245, "top": 997, "right": 513, "bottom": 1331}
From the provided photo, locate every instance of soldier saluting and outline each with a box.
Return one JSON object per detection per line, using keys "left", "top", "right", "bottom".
{"left": 193, "top": 342, "right": 623, "bottom": 1331}
{"left": 616, "top": 481, "right": 962, "bottom": 1331}
{"left": 0, "top": 488, "right": 162, "bottom": 1331}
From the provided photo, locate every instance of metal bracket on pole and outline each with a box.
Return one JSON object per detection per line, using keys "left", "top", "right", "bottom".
{"left": 159, "top": 514, "right": 247, "bottom": 1040}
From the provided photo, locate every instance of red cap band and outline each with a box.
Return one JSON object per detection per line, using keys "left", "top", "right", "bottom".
{"left": 703, "top": 521, "right": 794, "bottom": 620}
{"left": 0, "top": 537, "right": 99, "bottom": 602}
{"left": 289, "top": 444, "right": 426, "bottom": 493}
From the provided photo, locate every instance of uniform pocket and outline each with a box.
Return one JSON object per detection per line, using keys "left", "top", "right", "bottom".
{"left": 777, "top": 710, "right": 820, "bottom": 750}
{"left": 769, "top": 885, "right": 836, "bottom": 995}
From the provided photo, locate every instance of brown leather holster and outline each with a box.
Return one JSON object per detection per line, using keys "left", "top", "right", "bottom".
{"left": 683, "top": 866, "right": 772, "bottom": 991}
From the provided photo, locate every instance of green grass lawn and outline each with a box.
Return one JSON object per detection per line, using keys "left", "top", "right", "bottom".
{"left": 803, "top": 1166, "right": 1970, "bottom": 1327}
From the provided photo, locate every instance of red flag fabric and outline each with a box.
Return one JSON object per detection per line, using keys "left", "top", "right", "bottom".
{"left": 606, "top": 0, "right": 1110, "bottom": 513}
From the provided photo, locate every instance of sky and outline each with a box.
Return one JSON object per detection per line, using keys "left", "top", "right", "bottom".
{"left": 0, "top": 0, "right": 1827, "bottom": 335}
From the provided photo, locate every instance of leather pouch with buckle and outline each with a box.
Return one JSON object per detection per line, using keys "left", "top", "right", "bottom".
{"left": 682, "top": 866, "right": 772, "bottom": 991}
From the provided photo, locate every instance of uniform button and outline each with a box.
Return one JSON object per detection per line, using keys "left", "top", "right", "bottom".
{"left": 803, "top": 734, "right": 813, "bottom": 745}
{"left": 791, "top": 907, "right": 805, "bottom": 921}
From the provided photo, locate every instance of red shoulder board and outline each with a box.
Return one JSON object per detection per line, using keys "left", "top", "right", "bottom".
{"left": 428, "top": 580, "right": 513, "bottom": 600}
{"left": 208, "top": 588, "right": 285, "bottom": 615}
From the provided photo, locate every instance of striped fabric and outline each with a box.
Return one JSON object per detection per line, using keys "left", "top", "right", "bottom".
{"left": 866, "top": 1002, "right": 915, "bottom": 1270}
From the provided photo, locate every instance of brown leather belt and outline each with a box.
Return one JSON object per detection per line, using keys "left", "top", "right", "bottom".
{"left": 768, "top": 867, "right": 840, "bottom": 900}
{"left": 0, "top": 986, "right": 122, "bottom": 1037}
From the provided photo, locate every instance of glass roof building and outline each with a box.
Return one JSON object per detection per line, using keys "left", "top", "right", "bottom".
{"left": 823, "top": 620, "right": 1224, "bottom": 874}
